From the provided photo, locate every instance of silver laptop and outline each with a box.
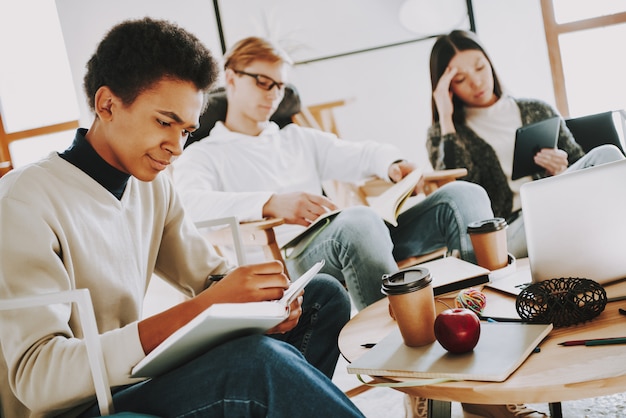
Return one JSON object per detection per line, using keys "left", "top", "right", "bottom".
{"left": 524, "top": 159, "right": 626, "bottom": 285}
{"left": 488, "top": 159, "right": 626, "bottom": 295}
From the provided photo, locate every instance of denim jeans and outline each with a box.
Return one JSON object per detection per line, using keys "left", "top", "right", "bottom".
{"left": 271, "top": 272, "right": 351, "bottom": 379}
{"left": 80, "top": 335, "right": 363, "bottom": 418}
{"left": 506, "top": 144, "right": 625, "bottom": 258}
{"left": 79, "top": 275, "right": 356, "bottom": 418}
{"left": 287, "top": 181, "right": 494, "bottom": 309}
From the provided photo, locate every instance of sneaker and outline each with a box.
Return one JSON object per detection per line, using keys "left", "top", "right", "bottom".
{"left": 404, "top": 394, "right": 428, "bottom": 418}
{"left": 462, "top": 403, "right": 548, "bottom": 418}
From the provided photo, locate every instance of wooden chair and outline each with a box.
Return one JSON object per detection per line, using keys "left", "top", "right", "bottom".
{"left": 196, "top": 216, "right": 288, "bottom": 275}
{"left": 0, "top": 161, "right": 11, "bottom": 177}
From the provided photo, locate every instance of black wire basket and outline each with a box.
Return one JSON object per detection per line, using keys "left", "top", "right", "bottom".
{"left": 515, "top": 277, "right": 607, "bottom": 327}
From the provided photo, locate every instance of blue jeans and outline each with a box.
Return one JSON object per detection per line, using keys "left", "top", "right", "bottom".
{"left": 506, "top": 144, "right": 625, "bottom": 258}
{"left": 81, "top": 335, "right": 363, "bottom": 418}
{"left": 271, "top": 273, "right": 350, "bottom": 379}
{"left": 79, "top": 275, "right": 356, "bottom": 418}
{"left": 287, "top": 181, "right": 493, "bottom": 309}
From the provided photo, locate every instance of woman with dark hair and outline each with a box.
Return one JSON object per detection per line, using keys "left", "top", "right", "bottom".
{"left": 426, "top": 29, "right": 623, "bottom": 259}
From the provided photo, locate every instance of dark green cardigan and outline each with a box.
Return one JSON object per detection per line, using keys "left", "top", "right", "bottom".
{"left": 426, "top": 98, "right": 585, "bottom": 218}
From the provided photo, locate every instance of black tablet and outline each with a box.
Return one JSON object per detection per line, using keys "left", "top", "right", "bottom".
{"left": 511, "top": 116, "right": 560, "bottom": 180}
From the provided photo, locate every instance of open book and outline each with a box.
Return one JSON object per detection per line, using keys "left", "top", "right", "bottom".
{"left": 282, "top": 169, "right": 424, "bottom": 251}
{"left": 131, "top": 260, "right": 325, "bottom": 378}
{"left": 281, "top": 209, "right": 342, "bottom": 251}
{"left": 365, "top": 168, "right": 423, "bottom": 227}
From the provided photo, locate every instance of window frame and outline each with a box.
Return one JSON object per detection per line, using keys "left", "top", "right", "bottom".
{"left": 0, "top": 114, "right": 77, "bottom": 172}
{"left": 540, "top": 0, "right": 626, "bottom": 117}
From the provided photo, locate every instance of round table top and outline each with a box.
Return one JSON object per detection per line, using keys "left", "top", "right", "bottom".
{"left": 339, "top": 272, "right": 626, "bottom": 404}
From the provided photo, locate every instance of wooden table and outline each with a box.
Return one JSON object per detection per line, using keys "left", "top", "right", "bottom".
{"left": 339, "top": 263, "right": 626, "bottom": 417}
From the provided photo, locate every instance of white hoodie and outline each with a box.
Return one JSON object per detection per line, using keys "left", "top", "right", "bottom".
{"left": 172, "top": 121, "right": 403, "bottom": 260}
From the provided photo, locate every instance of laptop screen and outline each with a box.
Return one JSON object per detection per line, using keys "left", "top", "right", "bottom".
{"left": 520, "top": 159, "right": 626, "bottom": 285}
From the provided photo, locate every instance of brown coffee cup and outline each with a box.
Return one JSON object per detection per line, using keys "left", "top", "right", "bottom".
{"left": 381, "top": 267, "right": 436, "bottom": 347}
{"left": 467, "top": 217, "right": 509, "bottom": 271}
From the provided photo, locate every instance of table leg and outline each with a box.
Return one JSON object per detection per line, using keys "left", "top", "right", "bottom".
{"left": 427, "top": 399, "right": 451, "bottom": 418}
{"left": 549, "top": 402, "right": 563, "bottom": 418}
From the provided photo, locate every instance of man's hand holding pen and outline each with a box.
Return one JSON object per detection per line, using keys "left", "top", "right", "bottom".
{"left": 201, "top": 260, "right": 302, "bottom": 334}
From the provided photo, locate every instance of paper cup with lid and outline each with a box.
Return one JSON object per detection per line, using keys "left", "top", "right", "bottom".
{"left": 467, "top": 217, "right": 509, "bottom": 271}
{"left": 382, "top": 267, "right": 436, "bottom": 347}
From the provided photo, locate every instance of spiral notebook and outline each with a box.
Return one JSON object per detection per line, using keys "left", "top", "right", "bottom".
{"left": 347, "top": 322, "right": 552, "bottom": 382}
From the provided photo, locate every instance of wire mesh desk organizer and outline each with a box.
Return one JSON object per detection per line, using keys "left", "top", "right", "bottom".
{"left": 515, "top": 278, "right": 607, "bottom": 327}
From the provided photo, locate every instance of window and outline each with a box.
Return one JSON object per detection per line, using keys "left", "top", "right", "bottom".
{"left": 541, "top": 0, "right": 626, "bottom": 117}
{"left": 0, "top": 0, "right": 78, "bottom": 168}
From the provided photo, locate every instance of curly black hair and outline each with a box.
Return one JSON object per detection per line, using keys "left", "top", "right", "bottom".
{"left": 83, "top": 17, "right": 219, "bottom": 113}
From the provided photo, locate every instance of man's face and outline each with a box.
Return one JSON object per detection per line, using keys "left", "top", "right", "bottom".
{"left": 228, "top": 60, "right": 288, "bottom": 123}
{"left": 98, "top": 79, "right": 204, "bottom": 181}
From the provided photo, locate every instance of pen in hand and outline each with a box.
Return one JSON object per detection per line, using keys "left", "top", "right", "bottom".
{"left": 209, "top": 274, "right": 227, "bottom": 282}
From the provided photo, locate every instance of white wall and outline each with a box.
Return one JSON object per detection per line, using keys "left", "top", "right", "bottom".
{"left": 55, "top": 0, "right": 222, "bottom": 128}
{"left": 56, "top": 0, "right": 552, "bottom": 170}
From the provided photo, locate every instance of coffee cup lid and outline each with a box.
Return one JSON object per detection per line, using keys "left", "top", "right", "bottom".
{"left": 381, "top": 267, "right": 432, "bottom": 296}
{"left": 467, "top": 217, "right": 508, "bottom": 234}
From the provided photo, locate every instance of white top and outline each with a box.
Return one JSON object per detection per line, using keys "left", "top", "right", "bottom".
{"left": 172, "top": 122, "right": 403, "bottom": 260}
{"left": 465, "top": 95, "right": 531, "bottom": 212}
{"left": 0, "top": 153, "right": 231, "bottom": 417}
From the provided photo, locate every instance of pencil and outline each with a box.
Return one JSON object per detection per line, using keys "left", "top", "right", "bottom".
{"left": 478, "top": 315, "right": 526, "bottom": 323}
{"left": 585, "top": 337, "right": 626, "bottom": 346}
{"left": 559, "top": 337, "right": 626, "bottom": 346}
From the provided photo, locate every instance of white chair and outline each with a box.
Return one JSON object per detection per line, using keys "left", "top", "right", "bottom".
{"left": 194, "top": 216, "right": 247, "bottom": 266}
{"left": 0, "top": 289, "right": 113, "bottom": 415}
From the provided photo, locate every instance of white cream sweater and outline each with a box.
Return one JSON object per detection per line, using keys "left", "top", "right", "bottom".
{"left": 0, "top": 153, "right": 230, "bottom": 417}
{"left": 172, "top": 122, "right": 403, "bottom": 257}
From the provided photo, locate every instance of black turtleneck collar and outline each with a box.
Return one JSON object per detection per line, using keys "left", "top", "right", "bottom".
{"left": 59, "top": 128, "right": 130, "bottom": 200}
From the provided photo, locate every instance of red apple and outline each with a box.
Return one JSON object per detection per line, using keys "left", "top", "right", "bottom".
{"left": 434, "top": 308, "right": 481, "bottom": 354}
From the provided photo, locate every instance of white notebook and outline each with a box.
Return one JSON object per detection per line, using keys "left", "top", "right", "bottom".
{"left": 417, "top": 257, "right": 490, "bottom": 296}
{"left": 131, "top": 260, "right": 324, "bottom": 378}
{"left": 348, "top": 322, "right": 552, "bottom": 382}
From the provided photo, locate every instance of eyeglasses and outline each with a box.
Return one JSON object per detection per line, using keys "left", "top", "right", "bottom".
{"left": 232, "top": 69, "right": 285, "bottom": 92}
